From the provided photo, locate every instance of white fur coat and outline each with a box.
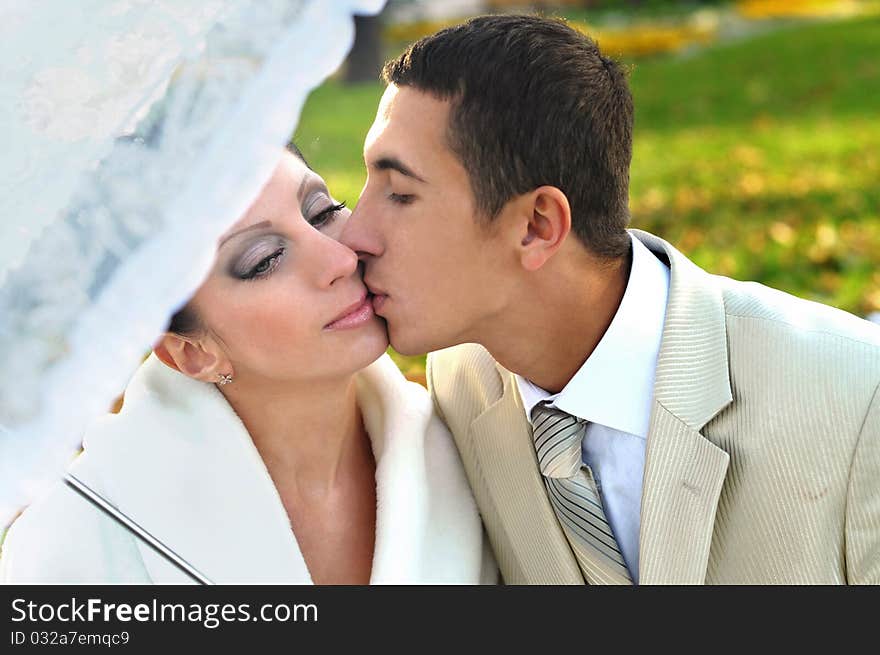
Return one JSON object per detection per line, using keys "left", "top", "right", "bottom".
{"left": 1, "top": 353, "right": 496, "bottom": 584}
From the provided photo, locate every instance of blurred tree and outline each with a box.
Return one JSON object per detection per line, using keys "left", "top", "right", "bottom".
{"left": 343, "top": 14, "right": 384, "bottom": 84}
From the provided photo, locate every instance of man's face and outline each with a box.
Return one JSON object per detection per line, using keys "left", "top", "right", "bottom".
{"left": 340, "top": 85, "right": 513, "bottom": 356}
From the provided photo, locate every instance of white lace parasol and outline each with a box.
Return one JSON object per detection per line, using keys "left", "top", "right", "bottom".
{"left": 0, "top": 0, "right": 386, "bottom": 526}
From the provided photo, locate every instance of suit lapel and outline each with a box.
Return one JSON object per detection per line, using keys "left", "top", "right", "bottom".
{"left": 638, "top": 405, "right": 729, "bottom": 584}
{"left": 632, "top": 230, "right": 733, "bottom": 584}
{"left": 468, "top": 364, "right": 584, "bottom": 584}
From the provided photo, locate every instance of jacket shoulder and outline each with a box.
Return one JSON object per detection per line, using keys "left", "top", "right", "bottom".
{"left": 720, "top": 276, "right": 880, "bottom": 348}
{"left": 718, "top": 276, "right": 880, "bottom": 378}
{"left": 712, "top": 276, "right": 880, "bottom": 463}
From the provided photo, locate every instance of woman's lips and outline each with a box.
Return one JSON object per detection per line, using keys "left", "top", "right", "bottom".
{"left": 324, "top": 293, "right": 374, "bottom": 330}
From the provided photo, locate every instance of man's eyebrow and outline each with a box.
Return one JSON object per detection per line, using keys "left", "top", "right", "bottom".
{"left": 371, "top": 156, "right": 427, "bottom": 183}
{"left": 218, "top": 220, "right": 272, "bottom": 248}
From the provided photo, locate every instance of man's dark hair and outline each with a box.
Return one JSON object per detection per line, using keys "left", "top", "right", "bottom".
{"left": 382, "top": 14, "right": 633, "bottom": 259}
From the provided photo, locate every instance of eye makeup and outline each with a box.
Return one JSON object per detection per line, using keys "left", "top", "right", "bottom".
{"left": 302, "top": 183, "right": 346, "bottom": 226}
{"left": 229, "top": 236, "right": 286, "bottom": 280}
{"left": 309, "top": 201, "right": 346, "bottom": 228}
{"left": 219, "top": 179, "right": 347, "bottom": 282}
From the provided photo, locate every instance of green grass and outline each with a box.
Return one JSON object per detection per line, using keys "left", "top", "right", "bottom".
{"left": 295, "top": 15, "right": 880, "bottom": 380}
{"left": 628, "top": 16, "right": 880, "bottom": 312}
{"left": 558, "top": 0, "right": 731, "bottom": 25}
{"left": 294, "top": 81, "right": 383, "bottom": 204}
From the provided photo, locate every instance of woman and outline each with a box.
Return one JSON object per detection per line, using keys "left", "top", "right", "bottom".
{"left": 0, "top": 145, "right": 496, "bottom": 584}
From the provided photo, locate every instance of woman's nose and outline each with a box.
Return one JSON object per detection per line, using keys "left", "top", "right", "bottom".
{"left": 318, "top": 231, "right": 360, "bottom": 287}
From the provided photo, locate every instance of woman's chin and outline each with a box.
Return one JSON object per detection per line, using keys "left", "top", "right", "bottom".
{"left": 340, "top": 317, "right": 391, "bottom": 369}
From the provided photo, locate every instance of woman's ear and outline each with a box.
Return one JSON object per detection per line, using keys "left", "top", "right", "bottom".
{"left": 518, "top": 186, "right": 572, "bottom": 271}
{"left": 153, "top": 332, "right": 231, "bottom": 383}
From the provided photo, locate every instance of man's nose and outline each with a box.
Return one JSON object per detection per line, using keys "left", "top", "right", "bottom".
{"left": 339, "top": 201, "right": 383, "bottom": 258}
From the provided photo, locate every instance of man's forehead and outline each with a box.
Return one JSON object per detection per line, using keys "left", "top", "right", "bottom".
{"left": 367, "top": 86, "right": 449, "bottom": 155}
{"left": 379, "top": 85, "right": 449, "bottom": 128}
{"left": 376, "top": 84, "right": 400, "bottom": 119}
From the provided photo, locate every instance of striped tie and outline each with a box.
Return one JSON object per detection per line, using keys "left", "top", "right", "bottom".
{"left": 531, "top": 402, "right": 633, "bottom": 585}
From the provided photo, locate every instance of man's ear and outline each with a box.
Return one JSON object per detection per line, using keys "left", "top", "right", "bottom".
{"left": 516, "top": 186, "right": 572, "bottom": 272}
{"left": 152, "top": 332, "right": 231, "bottom": 383}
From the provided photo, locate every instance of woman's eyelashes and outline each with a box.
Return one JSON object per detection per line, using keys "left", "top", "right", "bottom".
{"left": 232, "top": 238, "right": 286, "bottom": 281}
{"left": 242, "top": 248, "right": 285, "bottom": 281}
{"left": 309, "top": 201, "right": 346, "bottom": 228}
{"left": 230, "top": 200, "right": 345, "bottom": 281}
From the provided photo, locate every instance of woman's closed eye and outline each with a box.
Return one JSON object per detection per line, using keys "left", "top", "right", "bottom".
{"left": 309, "top": 201, "right": 347, "bottom": 228}
{"left": 239, "top": 247, "right": 285, "bottom": 281}
{"left": 231, "top": 237, "right": 287, "bottom": 281}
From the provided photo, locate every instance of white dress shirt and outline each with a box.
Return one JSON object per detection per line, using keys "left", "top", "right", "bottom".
{"left": 515, "top": 234, "right": 670, "bottom": 584}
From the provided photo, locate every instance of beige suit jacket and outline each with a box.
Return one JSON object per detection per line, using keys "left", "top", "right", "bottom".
{"left": 427, "top": 229, "right": 880, "bottom": 584}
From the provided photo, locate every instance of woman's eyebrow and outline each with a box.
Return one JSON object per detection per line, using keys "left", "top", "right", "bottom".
{"left": 219, "top": 173, "right": 325, "bottom": 247}
{"left": 218, "top": 220, "right": 273, "bottom": 248}
{"left": 298, "top": 172, "right": 327, "bottom": 200}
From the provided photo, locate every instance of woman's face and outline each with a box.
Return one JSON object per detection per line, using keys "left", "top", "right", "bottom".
{"left": 188, "top": 150, "right": 388, "bottom": 385}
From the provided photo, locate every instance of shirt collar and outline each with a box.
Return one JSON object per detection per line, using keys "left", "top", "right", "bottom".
{"left": 516, "top": 233, "right": 670, "bottom": 439}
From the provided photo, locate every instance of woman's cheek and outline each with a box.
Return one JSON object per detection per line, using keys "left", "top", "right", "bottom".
{"left": 250, "top": 297, "right": 312, "bottom": 345}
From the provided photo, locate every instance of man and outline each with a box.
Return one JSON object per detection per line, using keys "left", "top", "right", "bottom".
{"left": 340, "top": 15, "right": 880, "bottom": 584}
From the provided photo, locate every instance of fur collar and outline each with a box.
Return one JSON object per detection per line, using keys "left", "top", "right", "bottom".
{"left": 72, "top": 353, "right": 485, "bottom": 584}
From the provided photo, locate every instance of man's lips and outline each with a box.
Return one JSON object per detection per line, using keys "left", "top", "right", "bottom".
{"left": 324, "top": 291, "right": 374, "bottom": 330}
{"left": 371, "top": 293, "right": 388, "bottom": 314}
{"left": 364, "top": 279, "right": 389, "bottom": 314}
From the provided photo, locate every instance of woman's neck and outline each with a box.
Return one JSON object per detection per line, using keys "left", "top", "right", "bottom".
{"left": 218, "top": 374, "right": 372, "bottom": 501}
